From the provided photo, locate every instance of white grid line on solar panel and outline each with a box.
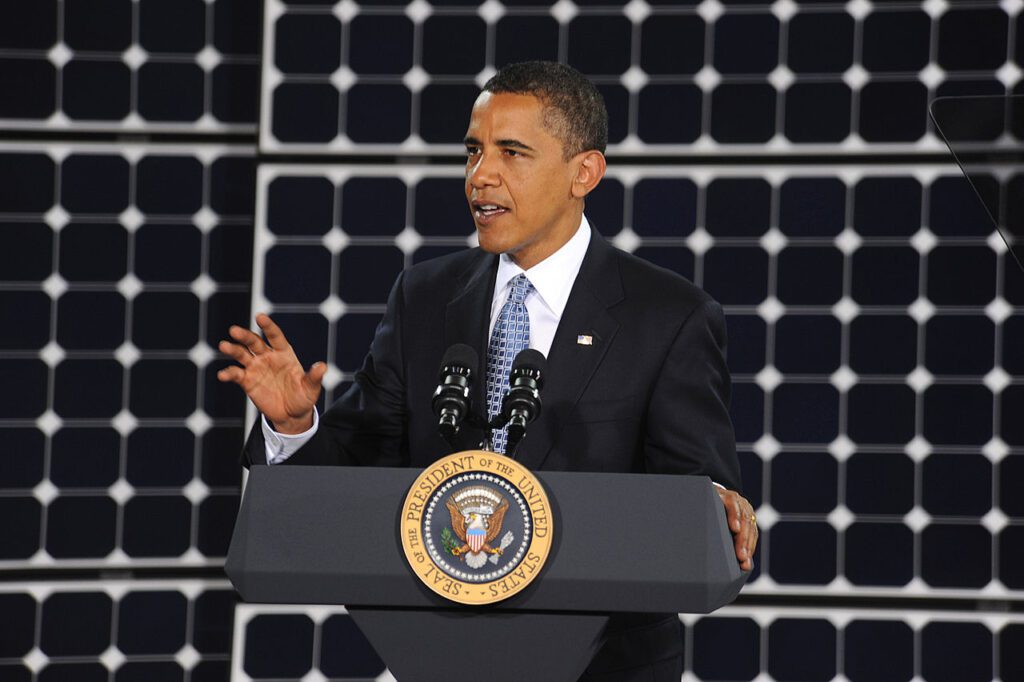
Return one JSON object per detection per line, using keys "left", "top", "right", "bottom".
{"left": 0, "top": 577, "right": 232, "bottom": 598}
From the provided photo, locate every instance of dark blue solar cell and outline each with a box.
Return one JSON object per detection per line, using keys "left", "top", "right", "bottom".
{"left": 730, "top": 382, "right": 764, "bottom": 443}
{"left": 586, "top": 179, "right": 623, "bottom": 234}
{"left": 638, "top": 84, "right": 703, "bottom": 143}
{"left": 568, "top": 16, "right": 631, "bottom": 75}
{"left": 846, "top": 452, "right": 914, "bottom": 514}
{"left": 193, "top": 590, "right": 237, "bottom": 653}
{"left": 422, "top": 16, "right": 485, "bottom": 75}
{"left": 851, "top": 246, "right": 919, "bottom": 305}
{"left": 0, "top": 292, "right": 50, "bottom": 349}
{"left": 61, "top": 154, "right": 130, "bottom": 214}
{"left": 208, "top": 223, "right": 254, "bottom": 283}
{"left": 211, "top": 62, "right": 259, "bottom": 123}
{"left": 922, "top": 525, "right": 992, "bottom": 588}
{"left": 204, "top": 361, "right": 246, "bottom": 419}
{"left": 634, "top": 247, "right": 694, "bottom": 281}
{"left": 936, "top": 78, "right": 1005, "bottom": 103}
{"left": 711, "top": 83, "right": 777, "bottom": 143}
{"left": 115, "top": 662, "right": 184, "bottom": 682}
{"left": 845, "top": 523, "right": 914, "bottom": 587}
{"left": 779, "top": 178, "right": 845, "bottom": 237}
{"left": 64, "top": 0, "right": 131, "bottom": 50}
{"left": 56, "top": 292, "right": 126, "bottom": 350}
{"left": 130, "top": 360, "right": 198, "bottom": 418}
{"left": 847, "top": 384, "right": 916, "bottom": 444}
{"left": 202, "top": 427, "right": 243, "bottom": 487}
{"left": 127, "top": 428, "right": 194, "bottom": 487}
{"left": 264, "top": 312, "right": 328, "bottom": 368}
{"left": 923, "top": 453, "right": 992, "bottom": 516}
{"left": 210, "top": 156, "right": 255, "bottom": 215}
{"left": 62, "top": 59, "right": 131, "bottom": 120}
{"left": 59, "top": 222, "right": 128, "bottom": 281}
{"left": 40, "top": 592, "right": 112, "bottom": 655}
{"left": 137, "top": 156, "right": 205, "bottom": 215}
{"left": 337, "top": 245, "right": 404, "bottom": 304}
{"left": 335, "top": 313, "right": 383, "bottom": 372}
{"left": 264, "top": 245, "right": 332, "bottom": 303}
{"left": 738, "top": 450, "right": 762, "bottom": 508}
{"left": 244, "top": 615, "right": 315, "bottom": 677}
{"left": 271, "top": 82, "right": 339, "bottom": 142}
{"left": 0, "top": 1, "right": 57, "bottom": 49}
{"left": 925, "top": 316, "right": 994, "bottom": 376}
{"left": 927, "top": 246, "right": 996, "bottom": 305}
{"left": 1002, "top": 624, "right": 1024, "bottom": 682}
{"left": 347, "top": 84, "right": 411, "bottom": 143}
{"left": 414, "top": 178, "right": 473, "bottom": 237}
{"left": 1000, "top": 456, "right": 1024, "bottom": 517}
{"left": 922, "top": 622, "right": 992, "bottom": 682}
{"left": 785, "top": 83, "right": 852, "bottom": 142}
{"left": 123, "top": 495, "right": 192, "bottom": 557}
{"left": 0, "top": 154, "right": 54, "bottom": 214}
{"left": 321, "top": 614, "right": 387, "bottom": 677}
{"left": 139, "top": 0, "right": 206, "bottom": 53}
{"left": 768, "top": 619, "right": 836, "bottom": 681}
{"left": 340, "top": 177, "right": 406, "bottom": 236}
{"left": 859, "top": 81, "right": 928, "bottom": 142}
{"left": 938, "top": 9, "right": 1007, "bottom": 71}
{"left": 724, "top": 314, "right": 766, "bottom": 373}
{"left": 924, "top": 385, "right": 993, "bottom": 446}
{"left": 706, "top": 178, "right": 771, "bottom": 237}
{"left": 632, "top": 179, "right": 697, "bottom": 237}
{"left": 774, "top": 316, "right": 840, "bottom": 373}
{"left": 274, "top": 13, "right": 340, "bottom": 74}
{"left": 640, "top": 15, "right": 704, "bottom": 75}
{"left": 135, "top": 224, "right": 202, "bottom": 282}
{"left": 1000, "top": 526, "right": 1024, "bottom": 588}
{"left": 349, "top": 15, "right": 414, "bottom": 74}
{"left": 930, "top": 175, "right": 998, "bottom": 237}
{"left": 771, "top": 452, "right": 838, "bottom": 513}
{"left": 138, "top": 62, "right": 205, "bottom": 122}
{"left": 46, "top": 496, "right": 117, "bottom": 558}
{"left": 598, "top": 84, "right": 629, "bottom": 143}
{"left": 421, "top": 83, "right": 479, "bottom": 143}
{"left": 844, "top": 620, "right": 914, "bottom": 681}
{"left": 198, "top": 494, "right": 240, "bottom": 555}
{"left": 205, "top": 291, "right": 250, "bottom": 347}
{"left": 788, "top": 12, "right": 853, "bottom": 73}
{"left": 118, "top": 591, "right": 188, "bottom": 654}
{"left": 213, "top": 0, "right": 262, "bottom": 55}
{"left": 703, "top": 247, "right": 768, "bottom": 305}
{"left": 0, "top": 498, "right": 41, "bottom": 558}
{"left": 769, "top": 521, "right": 837, "bottom": 584}
{"left": 773, "top": 383, "right": 839, "bottom": 443}
{"left": 1007, "top": 252, "right": 1024, "bottom": 304}
{"left": 40, "top": 664, "right": 106, "bottom": 682}
{"left": 53, "top": 360, "right": 123, "bottom": 418}
{"left": 0, "top": 360, "right": 47, "bottom": 418}
{"left": 0, "top": 58, "right": 57, "bottom": 118}
{"left": 777, "top": 247, "right": 844, "bottom": 305}
{"left": 495, "top": 16, "right": 558, "bottom": 67}
{"left": 0, "top": 428, "right": 45, "bottom": 488}
{"left": 853, "top": 177, "right": 921, "bottom": 237}
{"left": 50, "top": 427, "right": 120, "bottom": 488}
{"left": 850, "top": 314, "right": 918, "bottom": 372}
{"left": 0, "top": 222, "right": 52, "bottom": 280}
{"left": 0, "top": 593, "right": 35, "bottom": 657}
{"left": 268, "top": 176, "right": 334, "bottom": 236}
{"left": 133, "top": 292, "right": 200, "bottom": 349}
{"left": 863, "top": 10, "right": 930, "bottom": 72}
{"left": 714, "top": 14, "right": 779, "bottom": 74}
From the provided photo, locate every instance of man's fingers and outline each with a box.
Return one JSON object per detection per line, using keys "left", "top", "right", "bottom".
{"left": 305, "top": 361, "right": 328, "bottom": 390}
{"left": 217, "top": 365, "right": 245, "bottom": 384}
{"left": 255, "top": 313, "right": 289, "bottom": 350}
{"left": 228, "top": 325, "right": 269, "bottom": 354}
{"left": 218, "top": 340, "right": 252, "bottom": 366}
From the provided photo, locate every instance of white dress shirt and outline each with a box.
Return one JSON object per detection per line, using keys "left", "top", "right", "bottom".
{"left": 262, "top": 217, "right": 593, "bottom": 464}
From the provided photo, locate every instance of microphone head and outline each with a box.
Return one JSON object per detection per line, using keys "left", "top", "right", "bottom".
{"left": 439, "top": 343, "right": 478, "bottom": 377}
{"left": 511, "top": 348, "right": 547, "bottom": 386}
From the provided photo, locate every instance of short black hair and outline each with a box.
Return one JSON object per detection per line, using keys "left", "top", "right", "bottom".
{"left": 482, "top": 61, "right": 608, "bottom": 159}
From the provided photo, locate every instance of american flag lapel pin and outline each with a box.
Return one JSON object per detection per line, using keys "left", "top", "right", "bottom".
{"left": 576, "top": 334, "right": 593, "bottom": 346}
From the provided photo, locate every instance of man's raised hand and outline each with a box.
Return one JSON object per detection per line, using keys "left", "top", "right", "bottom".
{"left": 217, "top": 313, "right": 327, "bottom": 434}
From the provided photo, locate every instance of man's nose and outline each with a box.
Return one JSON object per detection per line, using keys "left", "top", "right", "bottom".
{"left": 468, "top": 152, "right": 500, "bottom": 188}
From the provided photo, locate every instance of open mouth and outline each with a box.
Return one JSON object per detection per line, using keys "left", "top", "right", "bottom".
{"left": 472, "top": 201, "right": 509, "bottom": 221}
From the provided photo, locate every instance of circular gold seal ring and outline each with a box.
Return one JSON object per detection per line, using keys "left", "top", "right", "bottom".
{"left": 399, "top": 450, "right": 554, "bottom": 606}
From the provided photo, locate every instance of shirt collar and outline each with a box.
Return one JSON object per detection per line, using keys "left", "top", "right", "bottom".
{"left": 492, "top": 215, "right": 592, "bottom": 318}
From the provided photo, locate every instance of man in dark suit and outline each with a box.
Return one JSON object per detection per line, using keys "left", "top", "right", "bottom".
{"left": 219, "top": 61, "right": 757, "bottom": 681}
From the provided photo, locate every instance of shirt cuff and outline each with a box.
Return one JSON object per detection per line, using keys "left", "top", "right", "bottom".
{"left": 262, "top": 411, "right": 319, "bottom": 465}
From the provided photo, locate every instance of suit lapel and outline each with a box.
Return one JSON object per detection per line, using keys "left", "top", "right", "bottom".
{"left": 517, "top": 231, "right": 624, "bottom": 470}
{"left": 445, "top": 251, "right": 498, "bottom": 421}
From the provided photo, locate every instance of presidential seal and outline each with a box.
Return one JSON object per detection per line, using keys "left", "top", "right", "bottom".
{"left": 400, "top": 450, "right": 553, "bottom": 605}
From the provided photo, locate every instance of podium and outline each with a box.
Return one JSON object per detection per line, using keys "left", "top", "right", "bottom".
{"left": 226, "top": 465, "right": 748, "bottom": 681}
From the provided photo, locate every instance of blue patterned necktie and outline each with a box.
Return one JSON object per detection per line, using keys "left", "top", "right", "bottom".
{"left": 487, "top": 273, "right": 534, "bottom": 453}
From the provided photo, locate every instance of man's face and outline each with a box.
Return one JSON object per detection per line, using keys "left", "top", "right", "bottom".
{"left": 464, "top": 92, "right": 582, "bottom": 270}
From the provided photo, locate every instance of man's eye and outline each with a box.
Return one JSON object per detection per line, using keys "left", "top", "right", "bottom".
{"left": 466, "top": 147, "right": 480, "bottom": 157}
{"left": 504, "top": 149, "right": 519, "bottom": 157}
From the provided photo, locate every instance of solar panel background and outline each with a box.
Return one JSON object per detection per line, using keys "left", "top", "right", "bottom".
{"left": 2, "top": 0, "right": 1022, "bottom": 680}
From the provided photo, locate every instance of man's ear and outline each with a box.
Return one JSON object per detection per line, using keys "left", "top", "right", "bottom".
{"left": 571, "top": 150, "right": 607, "bottom": 198}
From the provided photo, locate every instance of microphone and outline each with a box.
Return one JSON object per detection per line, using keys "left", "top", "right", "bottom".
{"left": 432, "top": 344, "right": 478, "bottom": 447}
{"left": 500, "top": 348, "right": 547, "bottom": 455}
